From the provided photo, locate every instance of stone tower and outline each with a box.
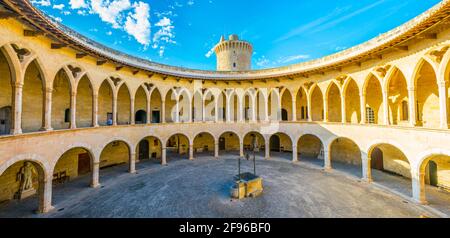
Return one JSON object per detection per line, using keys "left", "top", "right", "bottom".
{"left": 214, "top": 34, "right": 253, "bottom": 71}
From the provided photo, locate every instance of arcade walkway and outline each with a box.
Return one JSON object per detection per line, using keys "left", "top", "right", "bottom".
{"left": 0, "top": 153, "right": 447, "bottom": 218}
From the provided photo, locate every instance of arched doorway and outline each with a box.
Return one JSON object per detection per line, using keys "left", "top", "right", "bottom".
{"left": 364, "top": 74, "right": 383, "bottom": 124}
{"left": 218, "top": 131, "right": 240, "bottom": 156}
{"left": 51, "top": 69, "right": 71, "bottom": 130}
{"left": 270, "top": 135, "right": 280, "bottom": 151}
{"left": 136, "top": 136, "right": 162, "bottom": 168}
{"left": 166, "top": 134, "right": 190, "bottom": 162}
{"left": 344, "top": 78, "right": 361, "bottom": 123}
{"left": 150, "top": 88, "right": 162, "bottom": 123}
{"left": 117, "top": 83, "right": 131, "bottom": 125}
{"left": 296, "top": 87, "right": 308, "bottom": 121}
{"left": 369, "top": 143, "right": 411, "bottom": 197}
{"left": 98, "top": 80, "right": 113, "bottom": 126}
{"left": 138, "top": 140, "right": 149, "bottom": 160}
{"left": 99, "top": 140, "right": 131, "bottom": 178}
{"left": 418, "top": 154, "right": 450, "bottom": 210}
{"left": 52, "top": 147, "right": 94, "bottom": 193}
{"left": 0, "top": 49, "right": 13, "bottom": 135}
{"left": 76, "top": 75, "right": 93, "bottom": 128}
{"left": 243, "top": 132, "right": 265, "bottom": 157}
{"left": 297, "top": 134, "right": 324, "bottom": 167}
{"left": 0, "top": 106, "right": 11, "bottom": 135}
{"left": 22, "top": 61, "right": 44, "bottom": 132}
{"left": 0, "top": 160, "right": 47, "bottom": 215}
{"left": 134, "top": 86, "right": 148, "bottom": 124}
{"left": 135, "top": 110, "right": 146, "bottom": 124}
{"left": 193, "top": 132, "right": 215, "bottom": 158}
{"left": 330, "top": 137, "right": 362, "bottom": 178}
{"left": 415, "top": 60, "right": 440, "bottom": 128}
{"left": 327, "top": 83, "right": 342, "bottom": 122}
{"left": 387, "top": 69, "right": 409, "bottom": 125}
{"left": 270, "top": 132, "right": 292, "bottom": 161}
{"left": 310, "top": 86, "right": 323, "bottom": 121}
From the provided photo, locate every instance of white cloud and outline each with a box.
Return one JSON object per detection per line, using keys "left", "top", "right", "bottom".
{"left": 69, "top": 0, "right": 88, "bottom": 9}
{"left": 256, "top": 56, "right": 270, "bottom": 67}
{"left": 255, "top": 54, "right": 310, "bottom": 68}
{"left": 124, "top": 1, "right": 151, "bottom": 46}
{"left": 152, "top": 17, "right": 176, "bottom": 56}
{"left": 205, "top": 47, "right": 215, "bottom": 58}
{"left": 90, "top": 0, "right": 132, "bottom": 28}
{"left": 31, "top": 0, "right": 51, "bottom": 7}
{"left": 187, "top": 0, "right": 195, "bottom": 6}
{"left": 279, "top": 54, "right": 310, "bottom": 64}
{"left": 106, "top": 31, "right": 112, "bottom": 35}
{"left": 53, "top": 4, "right": 65, "bottom": 10}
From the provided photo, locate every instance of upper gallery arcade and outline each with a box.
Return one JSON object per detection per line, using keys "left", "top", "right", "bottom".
{"left": 0, "top": 0, "right": 449, "bottom": 215}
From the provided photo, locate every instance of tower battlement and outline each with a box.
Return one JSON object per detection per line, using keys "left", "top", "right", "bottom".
{"left": 214, "top": 34, "right": 253, "bottom": 71}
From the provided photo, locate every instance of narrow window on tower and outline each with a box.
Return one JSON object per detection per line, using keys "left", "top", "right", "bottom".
{"left": 233, "top": 63, "right": 236, "bottom": 68}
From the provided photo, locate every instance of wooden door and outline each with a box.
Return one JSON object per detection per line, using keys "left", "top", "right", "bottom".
{"left": 78, "top": 153, "right": 91, "bottom": 175}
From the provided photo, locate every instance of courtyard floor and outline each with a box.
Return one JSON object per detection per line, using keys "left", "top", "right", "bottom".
{"left": 0, "top": 152, "right": 448, "bottom": 218}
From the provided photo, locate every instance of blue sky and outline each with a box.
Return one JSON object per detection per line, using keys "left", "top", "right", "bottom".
{"left": 31, "top": 0, "right": 441, "bottom": 70}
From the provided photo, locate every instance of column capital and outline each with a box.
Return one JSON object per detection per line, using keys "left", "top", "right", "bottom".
{"left": 45, "top": 88, "right": 53, "bottom": 93}
{"left": 14, "top": 82, "right": 24, "bottom": 88}
{"left": 71, "top": 91, "right": 77, "bottom": 97}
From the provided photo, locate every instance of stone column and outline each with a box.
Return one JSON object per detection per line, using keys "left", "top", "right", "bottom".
{"left": 292, "top": 145, "right": 298, "bottom": 162}
{"left": 438, "top": 81, "right": 449, "bottom": 129}
{"left": 360, "top": 94, "right": 366, "bottom": 124}
{"left": 238, "top": 97, "right": 244, "bottom": 122}
{"left": 252, "top": 98, "right": 257, "bottom": 122}
{"left": 323, "top": 98, "right": 328, "bottom": 122}
{"left": 214, "top": 101, "right": 219, "bottom": 122}
{"left": 70, "top": 91, "right": 77, "bottom": 129}
{"left": 264, "top": 97, "right": 269, "bottom": 122}
{"left": 92, "top": 93, "right": 99, "bottom": 127}
{"left": 323, "top": 149, "right": 331, "bottom": 170}
{"left": 226, "top": 97, "right": 231, "bottom": 122}
{"left": 175, "top": 98, "right": 180, "bottom": 123}
{"left": 202, "top": 99, "right": 206, "bottom": 122}
{"left": 11, "top": 82, "right": 23, "bottom": 134}
{"left": 412, "top": 169, "right": 427, "bottom": 204}
{"left": 161, "top": 100, "right": 166, "bottom": 123}
{"left": 292, "top": 97, "right": 297, "bottom": 122}
{"left": 341, "top": 94, "right": 346, "bottom": 123}
{"left": 307, "top": 95, "right": 312, "bottom": 122}
{"left": 407, "top": 87, "right": 417, "bottom": 127}
{"left": 38, "top": 177, "right": 54, "bottom": 213}
{"left": 361, "top": 151, "right": 372, "bottom": 182}
{"left": 187, "top": 100, "right": 193, "bottom": 123}
{"left": 146, "top": 95, "right": 151, "bottom": 124}
{"left": 265, "top": 139, "right": 270, "bottom": 160}
{"left": 130, "top": 97, "right": 135, "bottom": 125}
{"left": 382, "top": 90, "right": 389, "bottom": 125}
{"left": 239, "top": 141, "right": 244, "bottom": 157}
{"left": 189, "top": 143, "right": 194, "bottom": 160}
{"left": 129, "top": 152, "right": 136, "bottom": 173}
{"left": 112, "top": 93, "right": 118, "bottom": 126}
{"left": 161, "top": 145, "right": 167, "bottom": 165}
{"left": 90, "top": 161, "right": 100, "bottom": 188}
{"left": 214, "top": 142, "right": 219, "bottom": 159}
{"left": 43, "top": 88, "right": 53, "bottom": 131}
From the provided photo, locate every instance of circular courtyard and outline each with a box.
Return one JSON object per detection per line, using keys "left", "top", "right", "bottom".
{"left": 0, "top": 154, "right": 437, "bottom": 218}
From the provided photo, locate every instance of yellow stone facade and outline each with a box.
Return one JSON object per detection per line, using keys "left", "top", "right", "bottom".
{"left": 0, "top": 0, "right": 450, "bottom": 214}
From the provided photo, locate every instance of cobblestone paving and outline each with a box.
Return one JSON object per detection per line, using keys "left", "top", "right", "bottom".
{"left": 0, "top": 154, "right": 444, "bottom": 218}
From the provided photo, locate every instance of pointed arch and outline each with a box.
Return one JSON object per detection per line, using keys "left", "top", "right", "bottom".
{"left": 310, "top": 84, "right": 323, "bottom": 121}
